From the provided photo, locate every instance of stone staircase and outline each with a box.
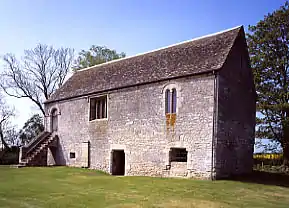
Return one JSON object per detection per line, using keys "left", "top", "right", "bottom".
{"left": 18, "top": 131, "right": 58, "bottom": 167}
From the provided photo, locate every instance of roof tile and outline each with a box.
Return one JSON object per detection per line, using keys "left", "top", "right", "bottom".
{"left": 47, "top": 26, "right": 242, "bottom": 103}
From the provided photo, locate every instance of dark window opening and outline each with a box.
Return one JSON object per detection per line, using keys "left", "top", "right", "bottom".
{"left": 165, "top": 88, "right": 177, "bottom": 114}
{"left": 70, "top": 152, "right": 76, "bottom": 159}
{"left": 165, "top": 89, "right": 171, "bottom": 114}
{"left": 172, "top": 88, "right": 177, "bottom": 113}
{"left": 89, "top": 96, "right": 107, "bottom": 121}
{"left": 169, "top": 148, "right": 187, "bottom": 162}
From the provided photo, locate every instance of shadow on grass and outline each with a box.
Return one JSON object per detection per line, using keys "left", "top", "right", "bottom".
{"left": 228, "top": 170, "right": 289, "bottom": 188}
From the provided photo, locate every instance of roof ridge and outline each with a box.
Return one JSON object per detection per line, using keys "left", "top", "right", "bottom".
{"left": 77, "top": 25, "right": 243, "bottom": 73}
{"left": 47, "top": 25, "right": 243, "bottom": 103}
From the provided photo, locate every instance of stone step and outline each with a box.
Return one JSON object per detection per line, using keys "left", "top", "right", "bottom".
{"left": 21, "top": 135, "right": 56, "bottom": 166}
{"left": 11, "top": 164, "right": 26, "bottom": 168}
{"left": 21, "top": 158, "right": 28, "bottom": 162}
{"left": 18, "top": 162, "right": 27, "bottom": 166}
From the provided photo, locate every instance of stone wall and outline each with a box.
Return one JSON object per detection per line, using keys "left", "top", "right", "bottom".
{"left": 45, "top": 74, "right": 215, "bottom": 178}
{"left": 215, "top": 32, "right": 256, "bottom": 178}
{"left": 169, "top": 162, "right": 188, "bottom": 177}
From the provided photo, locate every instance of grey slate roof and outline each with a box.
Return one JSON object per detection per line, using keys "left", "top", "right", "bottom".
{"left": 46, "top": 26, "right": 243, "bottom": 103}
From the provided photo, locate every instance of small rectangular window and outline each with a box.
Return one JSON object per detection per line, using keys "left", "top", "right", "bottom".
{"left": 70, "top": 152, "right": 76, "bottom": 159}
{"left": 169, "top": 148, "right": 187, "bottom": 162}
{"left": 89, "top": 96, "right": 107, "bottom": 121}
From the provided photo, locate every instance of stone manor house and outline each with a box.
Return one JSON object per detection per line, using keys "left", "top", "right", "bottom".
{"left": 19, "top": 26, "right": 256, "bottom": 179}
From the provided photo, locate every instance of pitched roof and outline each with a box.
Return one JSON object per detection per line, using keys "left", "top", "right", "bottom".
{"left": 46, "top": 26, "right": 243, "bottom": 103}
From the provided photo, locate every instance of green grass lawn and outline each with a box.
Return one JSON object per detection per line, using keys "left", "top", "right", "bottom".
{"left": 0, "top": 167, "right": 289, "bottom": 207}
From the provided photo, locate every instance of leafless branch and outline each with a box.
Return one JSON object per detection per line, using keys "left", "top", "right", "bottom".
{"left": 0, "top": 95, "right": 15, "bottom": 149}
{"left": 0, "top": 44, "right": 74, "bottom": 115}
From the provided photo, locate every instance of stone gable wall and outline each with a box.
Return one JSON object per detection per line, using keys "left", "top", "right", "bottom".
{"left": 215, "top": 33, "right": 256, "bottom": 178}
{"left": 45, "top": 74, "right": 215, "bottom": 179}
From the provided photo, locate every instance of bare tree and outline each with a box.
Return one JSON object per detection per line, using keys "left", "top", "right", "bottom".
{"left": 5, "top": 127, "right": 21, "bottom": 147}
{"left": 1, "top": 44, "right": 74, "bottom": 115}
{"left": 0, "top": 95, "right": 15, "bottom": 149}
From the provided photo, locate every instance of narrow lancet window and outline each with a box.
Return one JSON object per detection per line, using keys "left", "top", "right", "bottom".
{"left": 165, "top": 89, "right": 171, "bottom": 114}
{"left": 165, "top": 88, "right": 177, "bottom": 114}
{"left": 172, "top": 88, "right": 177, "bottom": 113}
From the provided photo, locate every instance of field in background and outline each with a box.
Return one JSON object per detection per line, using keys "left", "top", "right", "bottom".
{"left": 254, "top": 153, "right": 283, "bottom": 166}
{"left": 0, "top": 166, "right": 289, "bottom": 207}
{"left": 253, "top": 153, "right": 289, "bottom": 174}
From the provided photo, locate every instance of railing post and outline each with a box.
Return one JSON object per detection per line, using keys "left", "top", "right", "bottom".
{"left": 19, "top": 147, "right": 23, "bottom": 163}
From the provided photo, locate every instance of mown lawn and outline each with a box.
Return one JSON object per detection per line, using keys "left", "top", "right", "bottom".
{"left": 0, "top": 167, "right": 289, "bottom": 207}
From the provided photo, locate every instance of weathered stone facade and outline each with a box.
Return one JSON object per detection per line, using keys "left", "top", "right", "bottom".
{"left": 43, "top": 26, "right": 256, "bottom": 179}
{"left": 214, "top": 32, "right": 256, "bottom": 179}
{"left": 45, "top": 75, "right": 215, "bottom": 178}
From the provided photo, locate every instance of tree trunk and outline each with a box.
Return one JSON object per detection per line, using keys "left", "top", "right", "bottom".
{"left": 0, "top": 125, "right": 10, "bottom": 150}
{"left": 283, "top": 142, "right": 289, "bottom": 166}
{"left": 282, "top": 113, "right": 289, "bottom": 166}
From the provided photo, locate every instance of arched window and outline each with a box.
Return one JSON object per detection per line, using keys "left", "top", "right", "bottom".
{"left": 172, "top": 88, "right": 177, "bottom": 113}
{"left": 165, "top": 89, "right": 171, "bottom": 114}
{"left": 51, "top": 108, "right": 58, "bottom": 132}
{"left": 165, "top": 88, "right": 177, "bottom": 114}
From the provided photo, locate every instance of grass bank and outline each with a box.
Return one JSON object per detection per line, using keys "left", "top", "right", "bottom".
{"left": 0, "top": 166, "right": 288, "bottom": 207}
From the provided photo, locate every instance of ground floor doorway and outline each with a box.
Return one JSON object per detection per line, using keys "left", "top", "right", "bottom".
{"left": 111, "top": 150, "right": 125, "bottom": 175}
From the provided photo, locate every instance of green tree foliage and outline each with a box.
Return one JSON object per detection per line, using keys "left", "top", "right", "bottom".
{"left": 74, "top": 45, "right": 125, "bottom": 71}
{"left": 18, "top": 114, "right": 44, "bottom": 145}
{"left": 247, "top": 1, "right": 289, "bottom": 165}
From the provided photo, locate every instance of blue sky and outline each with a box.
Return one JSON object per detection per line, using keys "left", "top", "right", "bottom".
{"left": 0, "top": 0, "right": 286, "bottom": 144}
{"left": 0, "top": 0, "right": 286, "bottom": 58}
